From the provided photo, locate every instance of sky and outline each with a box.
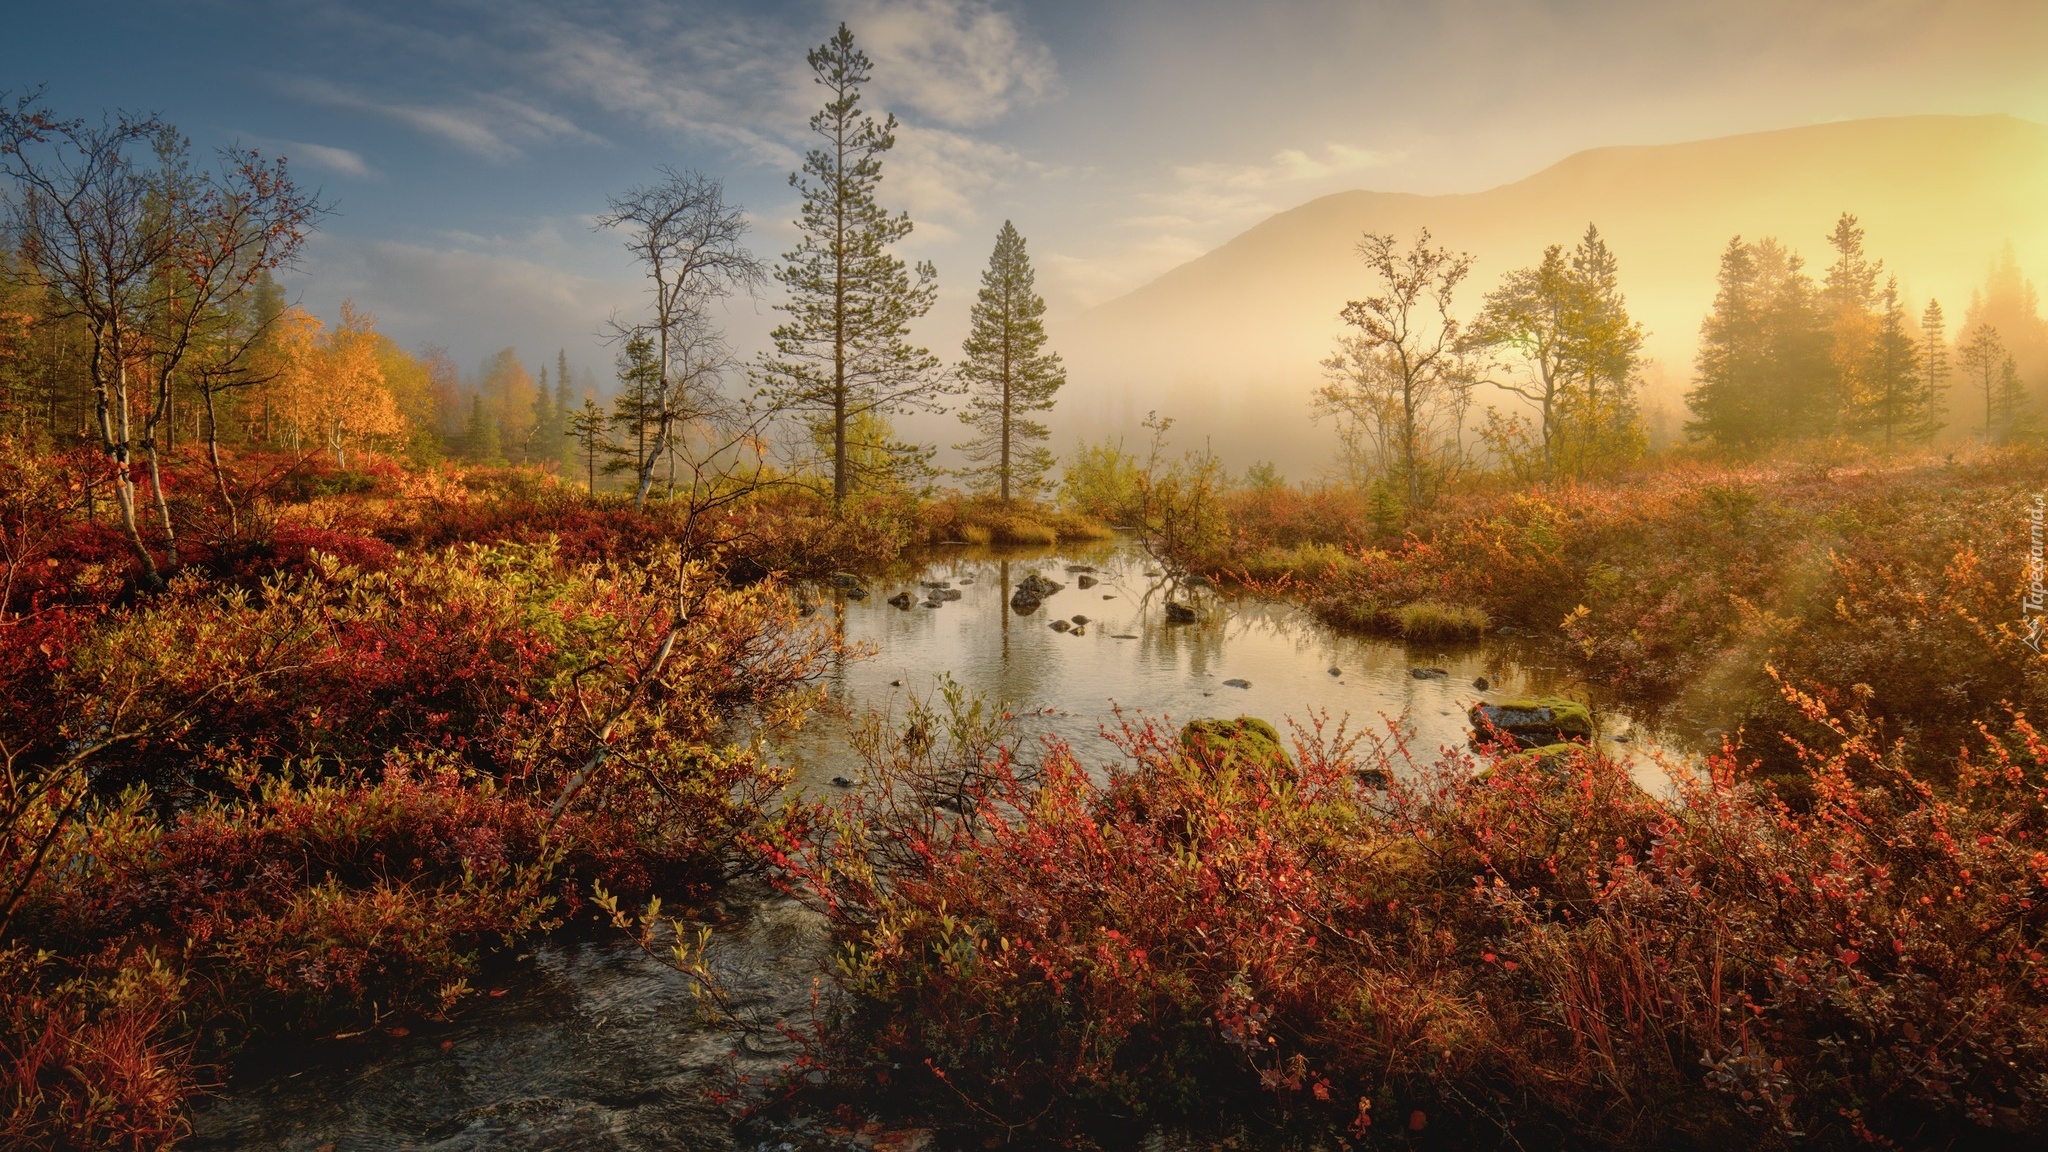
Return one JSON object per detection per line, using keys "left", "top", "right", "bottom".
{"left": 7, "top": 0, "right": 2048, "bottom": 393}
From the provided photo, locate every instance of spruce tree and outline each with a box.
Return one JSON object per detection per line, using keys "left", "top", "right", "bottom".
{"left": 759, "top": 22, "right": 950, "bottom": 508}
{"left": 1851, "top": 278, "right": 1931, "bottom": 448}
{"left": 554, "top": 350, "right": 576, "bottom": 468}
{"left": 464, "top": 393, "right": 501, "bottom": 463}
{"left": 1994, "top": 354, "right": 2033, "bottom": 444}
{"left": 530, "top": 364, "right": 559, "bottom": 466}
{"left": 1686, "top": 237, "right": 1828, "bottom": 450}
{"left": 955, "top": 221, "right": 1064, "bottom": 501}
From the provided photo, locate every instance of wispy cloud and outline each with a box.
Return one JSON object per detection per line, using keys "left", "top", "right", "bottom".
{"left": 836, "top": 0, "right": 1058, "bottom": 127}
{"left": 243, "top": 135, "right": 375, "bottom": 180}
{"left": 288, "top": 78, "right": 605, "bottom": 162}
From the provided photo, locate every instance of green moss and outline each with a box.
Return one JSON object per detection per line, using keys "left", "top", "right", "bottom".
{"left": 1471, "top": 697, "right": 1596, "bottom": 740}
{"left": 1179, "top": 717, "right": 1292, "bottom": 774}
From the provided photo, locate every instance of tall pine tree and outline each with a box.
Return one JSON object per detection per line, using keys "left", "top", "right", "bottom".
{"left": 759, "top": 23, "right": 951, "bottom": 508}
{"left": 954, "top": 221, "right": 1064, "bottom": 501}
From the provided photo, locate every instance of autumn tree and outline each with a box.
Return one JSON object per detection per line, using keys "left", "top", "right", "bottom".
{"left": 759, "top": 23, "right": 950, "bottom": 509}
{"left": 1466, "top": 223, "right": 1645, "bottom": 477}
{"left": 264, "top": 303, "right": 399, "bottom": 466}
{"left": 1317, "top": 229, "right": 1474, "bottom": 506}
{"left": 954, "top": 221, "right": 1064, "bottom": 501}
{"left": 0, "top": 92, "right": 323, "bottom": 584}
{"left": 1685, "top": 237, "right": 1829, "bottom": 450}
{"left": 597, "top": 169, "right": 762, "bottom": 508}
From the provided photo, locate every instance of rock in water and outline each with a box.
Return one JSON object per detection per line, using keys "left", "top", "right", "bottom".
{"left": 1018, "top": 572, "right": 1064, "bottom": 599}
{"left": 1164, "top": 601, "right": 1198, "bottom": 624}
{"left": 829, "top": 776, "right": 857, "bottom": 789}
{"left": 1064, "top": 564, "right": 1097, "bottom": 573}
{"left": 1070, "top": 624, "right": 1086, "bottom": 636}
{"left": 1468, "top": 697, "right": 1595, "bottom": 749}
{"left": 887, "top": 591, "right": 914, "bottom": 609}
{"left": 843, "top": 585, "right": 868, "bottom": 600}
{"left": 1328, "top": 666, "right": 1342, "bottom": 677}
{"left": 939, "top": 588, "right": 963, "bottom": 601}
{"left": 1070, "top": 614, "right": 1090, "bottom": 626}
{"left": 1222, "top": 678, "right": 1251, "bottom": 689}
{"left": 1076, "top": 575, "right": 1098, "bottom": 589}
{"left": 1409, "top": 667, "right": 1449, "bottom": 680}
{"left": 1472, "top": 675, "right": 1491, "bottom": 690}
{"left": 922, "top": 599, "right": 942, "bottom": 609}
{"left": 1049, "top": 619, "right": 1072, "bottom": 633}
{"left": 1180, "top": 717, "right": 1291, "bottom": 774}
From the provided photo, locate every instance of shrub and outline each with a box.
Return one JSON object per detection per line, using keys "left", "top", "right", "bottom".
{"left": 768, "top": 687, "right": 2048, "bottom": 1148}
{"left": 1394, "top": 599, "right": 1489, "bottom": 641}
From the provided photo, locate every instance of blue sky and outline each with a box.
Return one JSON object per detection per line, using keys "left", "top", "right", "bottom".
{"left": 8, "top": 0, "right": 2048, "bottom": 389}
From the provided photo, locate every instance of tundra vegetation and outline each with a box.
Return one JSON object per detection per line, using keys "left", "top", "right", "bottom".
{"left": 2, "top": 36, "right": 2047, "bottom": 1152}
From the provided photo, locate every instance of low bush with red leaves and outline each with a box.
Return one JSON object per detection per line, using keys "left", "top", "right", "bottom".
{"left": 767, "top": 681, "right": 2048, "bottom": 1148}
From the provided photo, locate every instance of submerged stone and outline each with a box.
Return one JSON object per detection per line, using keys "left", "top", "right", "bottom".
{"left": 1469, "top": 697, "right": 1595, "bottom": 749}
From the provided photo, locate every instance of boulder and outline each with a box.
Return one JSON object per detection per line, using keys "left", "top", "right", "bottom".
{"left": 1222, "top": 678, "right": 1251, "bottom": 689}
{"left": 1070, "top": 624, "right": 1086, "bottom": 636}
{"left": 843, "top": 585, "right": 868, "bottom": 601}
{"left": 1164, "top": 601, "right": 1198, "bottom": 624}
{"left": 1468, "top": 697, "right": 1595, "bottom": 749}
{"left": 1049, "top": 619, "right": 1073, "bottom": 632}
{"left": 1472, "top": 675, "right": 1491, "bottom": 690}
{"left": 939, "top": 588, "right": 963, "bottom": 601}
{"left": 1180, "top": 717, "right": 1292, "bottom": 775}
{"left": 1328, "top": 666, "right": 1342, "bottom": 677}
{"left": 1409, "top": 667, "right": 1448, "bottom": 679}
{"left": 887, "top": 591, "right": 914, "bottom": 609}
{"left": 1077, "top": 575, "right": 1098, "bottom": 589}
{"left": 922, "top": 599, "right": 942, "bottom": 609}
{"left": 1070, "top": 614, "right": 1090, "bottom": 626}
{"left": 1017, "top": 572, "right": 1064, "bottom": 599}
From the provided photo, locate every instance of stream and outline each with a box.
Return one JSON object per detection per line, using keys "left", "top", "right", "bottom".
{"left": 188, "top": 534, "right": 1692, "bottom": 1150}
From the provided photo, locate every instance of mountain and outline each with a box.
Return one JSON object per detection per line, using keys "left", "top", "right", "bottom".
{"left": 1058, "top": 114, "right": 2048, "bottom": 473}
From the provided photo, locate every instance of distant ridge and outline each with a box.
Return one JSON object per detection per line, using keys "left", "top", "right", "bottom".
{"left": 1062, "top": 115, "right": 2048, "bottom": 471}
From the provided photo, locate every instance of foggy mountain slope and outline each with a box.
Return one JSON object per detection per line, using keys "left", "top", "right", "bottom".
{"left": 1060, "top": 114, "right": 2048, "bottom": 474}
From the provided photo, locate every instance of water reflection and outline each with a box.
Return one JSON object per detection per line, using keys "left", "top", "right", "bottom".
{"left": 780, "top": 534, "right": 1690, "bottom": 795}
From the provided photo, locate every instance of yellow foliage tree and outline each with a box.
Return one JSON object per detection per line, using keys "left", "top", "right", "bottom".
{"left": 262, "top": 302, "right": 401, "bottom": 464}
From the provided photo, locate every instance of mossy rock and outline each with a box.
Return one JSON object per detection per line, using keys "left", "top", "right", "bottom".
{"left": 1469, "top": 697, "right": 1595, "bottom": 747}
{"left": 1179, "top": 717, "right": 1292, "bottom": 774}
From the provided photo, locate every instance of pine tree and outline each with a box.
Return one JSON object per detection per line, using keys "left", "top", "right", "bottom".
{"left": 759, "top": 23, "right": 951, "bottom": 509}
{"left": 1822, "top": 212, "right": 1882, "bottom": 436}
{"left": 1920, "top": 298, "right": 1949, "bottom": 433}
{"left": 954, "top": 221, "right": 1064, "bottom": 501}
{"left": 607, "top": 333, "right": 661, "bottom": 481}
{"left": 567, "top": 397, "right": 609, "bottom": 492}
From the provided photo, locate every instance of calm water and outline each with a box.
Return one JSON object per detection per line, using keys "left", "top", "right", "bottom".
{"left": 783, "top": 533, "right": 1686, "bottom": 795}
